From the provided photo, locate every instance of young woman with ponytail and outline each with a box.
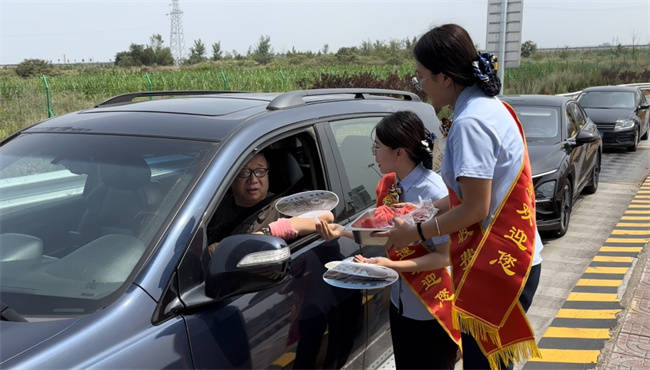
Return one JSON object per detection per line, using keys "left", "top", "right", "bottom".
{"left": 380, "top": 24, "right": 543, "bottom": 369}
{"left": 317, "top": 110, "right": 460, "bottom": 369}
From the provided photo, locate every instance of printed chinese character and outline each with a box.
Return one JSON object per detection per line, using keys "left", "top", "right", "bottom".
{"left": 516, "top": 203, "right": 533, "bottom": 227}
{"left": 458, "top": 228, "right": 474, "bottom": 244}
{"left": 460, "top": 248, "right": 475, "bottom": 272}
{"left": 526, "top": 184, "right": 534, "bottom": 201}
{"left": 504, "top": 226, "right": 528, "bottom": 251}
{"left": 395, "top": 247, "right": 415, "bottom": 260}
{"left": 421, "top": 272, "right": 442, "bottom": 290}
{"left": 434, "top": 288, "right": 454, "bottom": 308}
{"left": 489, "top": 250, "right": 517, "bottom": 276}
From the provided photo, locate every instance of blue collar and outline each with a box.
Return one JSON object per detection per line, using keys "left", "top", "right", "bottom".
{"left": 397, "top": 163, "right": 427, "bottom": 195}
{"left": 451, "top": 84, "right": 480, "bottom": 120}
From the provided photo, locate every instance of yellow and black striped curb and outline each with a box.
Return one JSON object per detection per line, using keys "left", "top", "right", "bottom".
{"left": 525, "top": 176, "right": 650, "bottom": 369}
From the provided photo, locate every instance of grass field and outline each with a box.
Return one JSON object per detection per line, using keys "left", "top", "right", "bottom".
{"left": 1, "top": 47, "right": 649, "bottom": 140}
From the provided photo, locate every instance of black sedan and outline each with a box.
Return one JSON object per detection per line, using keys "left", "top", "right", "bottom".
{"left": 502, "top": 95, "right": 602, "bottom": 237}
{"left": 577, "top": 85, "right": 650, "bottom": 151}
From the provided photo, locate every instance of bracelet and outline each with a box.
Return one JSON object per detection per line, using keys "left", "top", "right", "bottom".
{"left": 434, "top": 217, "right": 441, "bottom": 236}
{"left": 416, "top": 222, "right": 426, "bottom": 242}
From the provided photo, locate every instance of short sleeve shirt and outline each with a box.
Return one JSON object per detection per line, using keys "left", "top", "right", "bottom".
{"left": 390, "top": 164, "right": 451, "bottom": 320}
{"left": 440, "top": 85, "right": 543, "bottom": 266}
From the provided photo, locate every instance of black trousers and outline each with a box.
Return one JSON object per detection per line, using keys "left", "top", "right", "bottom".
{"left": 461, "top": 263, "right": 542, "bottom": 370}
{"left": 389, "top": 303, "right": 459, "bottom": 369}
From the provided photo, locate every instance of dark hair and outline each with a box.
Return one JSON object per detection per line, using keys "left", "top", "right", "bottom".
{"left": 374, "top": 111, "right": 434, "bottom": 170}
{"left": 414, "top": 23, "right": 501, "bottom": 96}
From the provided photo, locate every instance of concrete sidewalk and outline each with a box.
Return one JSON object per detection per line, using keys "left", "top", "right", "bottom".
{"left": 597, "top": 246, "right": 650, "bottom": 369}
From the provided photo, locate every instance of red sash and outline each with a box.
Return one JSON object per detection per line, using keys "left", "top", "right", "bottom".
{"left": 448, "top": 102, "right": 541, "bottom": 368}
{"left": 376, "top": 173, "right": 461, "bottom": 346}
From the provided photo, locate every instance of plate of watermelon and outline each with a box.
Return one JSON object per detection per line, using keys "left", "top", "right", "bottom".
{"left": 348, "top": 203, "right": 437, "bottom": 246}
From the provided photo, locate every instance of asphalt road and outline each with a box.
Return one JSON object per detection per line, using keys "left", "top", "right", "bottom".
{"left": 520, "top": 138, "right": 650, "bottom": 369}
{"left": 376, "top": 139, "right": 650, "bottom": 370}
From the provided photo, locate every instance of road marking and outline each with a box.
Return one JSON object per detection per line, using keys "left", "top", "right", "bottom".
{"left": 271, "top": 352, "right": 296, "bottom": 367}
{"left": 605, "top": 237, "right": 650, "bottom": 243}
{"left": 624, "top": 210, "right": 650, "bottom": 214}
{"left": 543, "top": 327, "right": 610, "bottom": 339}
{"left": 631, "top": 199, "right": 650, "bottom": 203}
{"left": 628, "top": 204, "right": 650, "bottom": 208}
{"left": 527, "top": 349, "right": 600, "bottom": 363}
{"left": 610, "top": 229, "right": 650, "bottom": 236}
{"left": 616, "top": 222, "right": 650, "bottom": 227}
{"left": 620, "top": 216, "right": 650, "bottom": 221}
{"left": 634, "top": 195, "right": 650, "bottom": 199}
{"left": 584, "top": 266, "right": 629, "bottom": 274}
{"left": 599, "top": 246, "right": 642, "bottom": 252}
{"left": 576, "top": 278, "right": 622, "bottom": 286}
{"left": 567, "top": 292, "right": 618, "bottom": 302}
{"left": 556, "top": 309, "right": 621, "bottom": 319}
{"left": 592, "top": 255, "right": 634, "bottom": 263}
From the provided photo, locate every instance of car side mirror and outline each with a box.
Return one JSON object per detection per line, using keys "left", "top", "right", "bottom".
{"left": 205, "top": 234, "right": 290, "bottom": 301}
{"left": 575, "top": 128, "right": 599, "bottom": 145}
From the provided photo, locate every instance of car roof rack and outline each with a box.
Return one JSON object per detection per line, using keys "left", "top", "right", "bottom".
{"left": 267, "top": 88, "right": 420, "bottom": 111}
{"left": 95, "top": 90, "right": 233, "bottom": 107}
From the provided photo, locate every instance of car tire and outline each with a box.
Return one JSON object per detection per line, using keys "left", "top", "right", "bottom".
{"left": 555, "top": 183, "right": 572, "bottom": 237}
{"left": 583, "top": 158, "right": 600, "bottom": 195}
{"left": 627, "top": 128, "right": 639, "bottom": 152}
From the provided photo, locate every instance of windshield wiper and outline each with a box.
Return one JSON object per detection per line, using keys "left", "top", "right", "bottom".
{"left": 1, "top": 301, "right": 28, "bottom": 322}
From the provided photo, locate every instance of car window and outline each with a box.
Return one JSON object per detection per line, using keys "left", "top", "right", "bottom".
{"left": 510, "top": 105, "right": 560, "bottom": 140}
{"left": 566, "top": 104, "right": 580, "bottom": 138}
{"left": 569, "top": 103, "right": 586, "bottom": 130}
{"left": 578, "top": 91, "right": 636, "bottom": 109}
{"left": 0, "top": 133, "right": 217, "bottom": 316}
{"left": 328, "top": 117, "right": 383, "bottom": 215}
{"left": 206, "top": 132, "right": 324, "bottom": 245}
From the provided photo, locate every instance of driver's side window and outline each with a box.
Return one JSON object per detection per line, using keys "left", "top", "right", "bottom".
{"left": 206, "top": 132, "right": 324, "bottom": 246}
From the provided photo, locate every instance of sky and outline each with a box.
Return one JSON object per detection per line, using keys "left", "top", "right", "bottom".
{"left": 0, "top": 0, "right": 648, "bottom": 65}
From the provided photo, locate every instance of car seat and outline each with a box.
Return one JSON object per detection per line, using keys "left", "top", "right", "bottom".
{"left": 265, "top": 148, "right": 305, "bottom": 197}
{"left": 74, "top": 157, "right": 160, "bottom": 244}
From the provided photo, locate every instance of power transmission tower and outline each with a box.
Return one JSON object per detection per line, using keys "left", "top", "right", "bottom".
{"left": 168, "top": 0, "right": 185, "bottom": 65}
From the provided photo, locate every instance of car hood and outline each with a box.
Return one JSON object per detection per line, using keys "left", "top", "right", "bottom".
{"left": 0, "top": 317, "right": 79, "bottom": 364}
{"left": 528, "top": 143, "right": 564, "bottom": 176}
{"left": 583, "top": 108, "right": 635, "bottom": 124}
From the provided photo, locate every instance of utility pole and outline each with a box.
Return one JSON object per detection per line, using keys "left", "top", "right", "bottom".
{"left": 169, "top": 0, "right": 185, "bottom": 65}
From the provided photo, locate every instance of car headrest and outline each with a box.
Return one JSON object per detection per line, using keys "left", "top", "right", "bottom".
{"left": 99, "top": 157, "right": 152, "bottom": 190}
{"left": 266, "top": 149, "right": 304, "bottom": 194}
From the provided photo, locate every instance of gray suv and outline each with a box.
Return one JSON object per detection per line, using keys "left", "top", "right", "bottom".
{"left": 0, "top": 89, "right": 439, "bottom": 368}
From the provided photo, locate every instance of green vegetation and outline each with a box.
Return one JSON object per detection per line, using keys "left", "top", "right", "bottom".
{"left": 1, "top": 43, "right": 649, "bottom": 140}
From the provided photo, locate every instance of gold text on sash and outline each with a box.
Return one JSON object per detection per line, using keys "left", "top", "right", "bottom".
{"left": 422, "top": 272, "right": 442, "bottom": 290}
{"left": 504, "top": 226, "right": 528, "bottom": 251}
{"left": 489, "top": 250, "right": 517, "bottom": 276}
{"left": 395, "top": 247, "right": 415, "bottom": 260}
{"left": 458, "top": 227, "right": 474, "bottom": 244}
{"left": 434, "top": 288, "right": 454, "bottom": 308}
{"left": 516, "top": 203, "right": 533, "bottom": 227}
{"left": 460, "top": 248, "right": 476, "bottom": 272}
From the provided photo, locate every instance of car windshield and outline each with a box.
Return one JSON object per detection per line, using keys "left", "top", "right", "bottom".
{"left": 0, "top": 133, "right": 217, "bottom": 317}
{"left": 511, "top": 105, "right": 561, "bottom": 142}
{"left": 578, "top": 91, "right": 635, "bottom": 109}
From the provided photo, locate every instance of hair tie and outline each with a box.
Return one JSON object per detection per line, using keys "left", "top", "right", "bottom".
{"left": 472, "top": 52, "right": 501, "bottom": 96}
{"left": 420, "top": 131, "right": 435, "bottom": 153}
{"left": 472, "top": 52, "right": 497, "bottom": 82}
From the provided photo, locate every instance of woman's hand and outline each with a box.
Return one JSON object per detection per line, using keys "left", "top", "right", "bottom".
{"left": 373, "top": 217, "right": 419, "bottom": 250}
{"left": 353, "top": 254, "right": 393, "bottom": 268}
{"left": 318, "top": 211, "right": 334, "bottom": 223}
{"left": 315, "top": 218, "right": 344, "bottom": 241}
